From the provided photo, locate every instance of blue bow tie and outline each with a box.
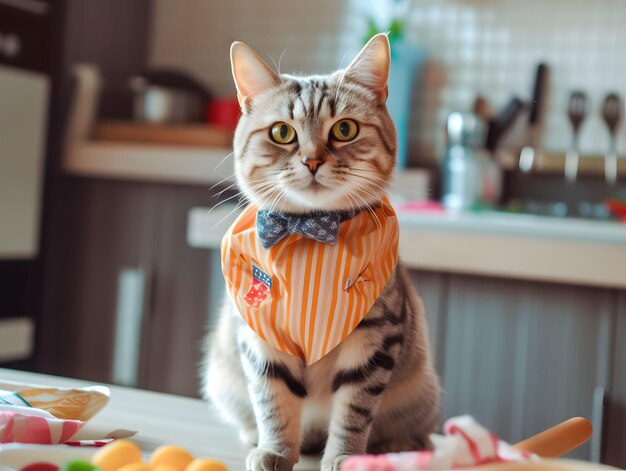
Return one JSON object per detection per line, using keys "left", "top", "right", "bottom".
{"left": 256, "top": 209, "right": 359, "bottom": 249}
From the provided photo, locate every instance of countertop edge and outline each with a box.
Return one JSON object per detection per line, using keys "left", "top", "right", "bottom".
{"left": 187, "top": 206, "right": 626, "bottom": 289}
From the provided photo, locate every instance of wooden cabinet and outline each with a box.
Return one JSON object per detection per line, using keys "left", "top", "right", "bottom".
{"left": 410, "top": 270, "right": 619, "bottom": 463}
{"left": 605, "top": 291, "right": 626, "bottom": 468}
{"left": 408, "top": 270, "right": 448, "bottom": 373}
{"left": 37, "top": 179, "right": 211, "bottom": 397}
{"left": 137, "top": 185, "right": 213, "bottom": 395}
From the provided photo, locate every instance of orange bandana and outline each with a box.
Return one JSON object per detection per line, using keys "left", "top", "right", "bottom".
{"left": 221, "top": 197, "right": 399, "bottom": 365}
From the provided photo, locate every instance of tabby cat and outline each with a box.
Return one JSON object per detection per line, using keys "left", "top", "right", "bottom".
{"left": 202, "top": 34, "right": 440, "bottom": 471}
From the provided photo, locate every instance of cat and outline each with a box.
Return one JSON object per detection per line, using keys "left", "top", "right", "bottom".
{"left": 202, "top": 34, "right": 440, "bottom": 471}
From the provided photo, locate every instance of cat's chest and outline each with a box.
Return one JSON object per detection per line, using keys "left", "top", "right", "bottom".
{"left": 303, "top": 356, "right": 335, "bottom": 399}
{"left": 302, "top": 324, "right": 376, "bottom": 399}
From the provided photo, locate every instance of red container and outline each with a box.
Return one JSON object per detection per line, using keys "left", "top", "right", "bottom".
{"left": 206, "top": 97, "right": 241, "bottom": 131}
{"left": 606, "top": 199, "right": 626, "bottom": 222}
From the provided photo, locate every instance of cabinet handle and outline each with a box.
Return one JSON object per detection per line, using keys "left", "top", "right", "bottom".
{"left": 112, "top": 268, "right": 148, "bottom": 387}
{"left": 590, "top": 385, "right": 605, "bottom": 463}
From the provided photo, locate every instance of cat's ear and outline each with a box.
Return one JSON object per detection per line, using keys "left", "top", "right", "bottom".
{"left": 231, "top": 41, "right": 280, "bottom": 110}
{"left": 343, "top": 33, "right": 390, "bottom": 99}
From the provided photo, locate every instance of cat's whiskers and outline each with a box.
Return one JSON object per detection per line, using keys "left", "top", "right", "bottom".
{"left": 212, "top": 150, "right": 236, "bottom": 173}
{"left": 277, "top": 47, "right": 288, "bottom": 77}
{"left": 341, "top": 179, "right": 384, "bottom": 227}
{"left": 209, "top": 179, "right": 279, "bottom": 228}
{"left": 350, "top": 190, "right": 382, "bottom": 230}
{"left": 338, "top": 171, "right": 388, "bottom": 191}
{"left": 344, "top": 192, "right": 360, "bottom": 217}
{"left": 211, "top": 197, "right": 251, "bottom": 229}
{"left": 206, "top": 191, "right": 245, "bottom": 215}
{"left": 208, "top": 171, "right": 236, "bottom": 192}
{"left": 267, "top": 50, "right": 286, "bottom": 85}
{"left": 347, "top": 168, "right": 431, "bottom": 198}
{"left": 331, "top": 48, "right": 352, "bottom": 109}
{"left": 212, "top": 181, "right": 239, "bottom": 199}
{"left": 207, "top": 180, "right": 274, "bottom": 216}
{"left": 251, "top": 183, "right": 282, "bottom": 206}
{"left": 267, "top": 187, "right": 288, "bottom": 214}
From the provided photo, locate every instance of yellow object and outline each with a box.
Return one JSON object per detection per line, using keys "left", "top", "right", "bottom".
{"left": 91, "top": 439, "right": 142, "bottom": 471}
{"left": 17, "top": 385, "right": 110, "bottom": 421}
{"left": 150, "top": 446, "right": 194, "bottom": 470}
{"left": 331, "top": 119, "right": 358, "bottom": 141}
{"left": 88, "top": 440, "right": 228, "bottom": 471}
{"left": 270, "top": 122, "right": 296, "bottom": 144}
{"left": 152, "top": 465, "right": 178, "bottom": 471}
{"left": 117, "top": 464, "right": 150, "bottom": 471}
{"left": 185, "top": 459, "right": 229, "bottom": 471}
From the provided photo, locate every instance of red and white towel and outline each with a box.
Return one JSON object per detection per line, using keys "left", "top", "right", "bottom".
{"left": 0, "top": 382, "right": 134, "bottom": 447}
{"left": 341, "top": 416, "right": 536, "bottom": 471}
{"left": 0, "top": 406, "right": 83, "bottom": 444}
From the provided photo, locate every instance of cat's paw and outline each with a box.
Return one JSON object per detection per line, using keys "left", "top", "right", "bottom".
{"left": 246, "top": 448, "right": 295, "bottom": 471}
{"left": 320, "top": 454, "right": 349, "bottom": 471}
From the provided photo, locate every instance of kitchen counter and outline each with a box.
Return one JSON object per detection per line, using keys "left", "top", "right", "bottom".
{"left": 187, "top": 205, "right": 626, "bottom": 289}
{"left": 0, "top": 368, "right": 319, "bottom": 471}
{"left": 63, "top": 141, "right": 233, "bottom": 186}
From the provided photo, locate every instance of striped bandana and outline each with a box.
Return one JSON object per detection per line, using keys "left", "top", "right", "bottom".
{"left": 221, "top": 197, "right": 399, "bottom": 365}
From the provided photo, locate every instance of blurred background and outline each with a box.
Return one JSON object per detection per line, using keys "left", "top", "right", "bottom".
{"left": 1, "top": 0, "right": 626, "bottom": 466}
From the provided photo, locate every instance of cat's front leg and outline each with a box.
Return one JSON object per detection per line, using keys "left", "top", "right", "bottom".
{"left": 239, "top": 331, "right": 306, "bottom": 471}
{"left": 321, "top": 330, "right": 400, "bottom": 471}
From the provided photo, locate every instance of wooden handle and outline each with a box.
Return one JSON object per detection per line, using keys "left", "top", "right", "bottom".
{"left": 513, "top": 417, "right": 593, "bottom": 458}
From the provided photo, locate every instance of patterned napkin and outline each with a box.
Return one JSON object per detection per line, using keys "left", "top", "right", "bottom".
{"left": 0, "top": 383, "right": 134, "bottom": 446}
{"left": 341, "top": 416, "right": 536, "bottom": 471}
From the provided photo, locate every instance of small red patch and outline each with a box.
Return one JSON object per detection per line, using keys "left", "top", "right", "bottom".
{"left": 244, "top": 279, "right": 269, "bottom": 307}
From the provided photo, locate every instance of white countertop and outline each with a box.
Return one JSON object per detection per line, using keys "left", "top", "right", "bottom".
{"left": 187, "top": 205, "right": 626, "bottom": 289}
{"left": 0, "top": 368, "right": 319, "bottom": 471}
{"left": 396, "top": 210, "right": 626, "bottom": 244}
{"left": 64, "top": 142, "right": 234, "bottom": 186}
{"left": 0, "top": 370, "right": 614, "bottom": 471}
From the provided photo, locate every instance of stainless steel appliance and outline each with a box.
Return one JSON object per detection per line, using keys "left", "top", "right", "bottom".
{"left": 442, "top": 111, "right": 502, "bottom": 210}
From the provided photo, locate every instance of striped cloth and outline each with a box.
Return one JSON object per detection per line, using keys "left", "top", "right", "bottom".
{"left": 341, "top": 416, "right": 536, "bottom": 470}
{"left": 221, "top": 197, "right": 399, "bottom": 365}
{"left": 0, "top": 407, "right": 83, "bottom": 444}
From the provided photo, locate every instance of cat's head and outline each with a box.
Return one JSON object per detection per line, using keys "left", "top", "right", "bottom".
{"left": 230, "top": 34, "right": 396, "bottom": 214}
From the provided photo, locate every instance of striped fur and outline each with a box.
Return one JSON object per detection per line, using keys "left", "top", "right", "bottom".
{"left": 202, "top": 35, "right": 440, "bottom": 471}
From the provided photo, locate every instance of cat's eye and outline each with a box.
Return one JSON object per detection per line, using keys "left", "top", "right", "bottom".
{"left": 331, "top": 119, "right": 358, "bottom": 142}
{"left": 270, "top": 122, "right": 297, "bottom": 144}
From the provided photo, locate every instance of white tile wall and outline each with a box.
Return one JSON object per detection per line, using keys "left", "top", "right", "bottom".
{"left": 150, "top": 0, "right": 626, "bottom": 162}
{"left": 149, "top": 0, "right": 361, "bottom": 97}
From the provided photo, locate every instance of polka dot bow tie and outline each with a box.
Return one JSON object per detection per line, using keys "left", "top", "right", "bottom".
{"left": 256, "top": 208, "right": 359, "bottom": 249}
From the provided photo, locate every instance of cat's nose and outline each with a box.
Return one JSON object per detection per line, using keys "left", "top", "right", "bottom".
{"left": 302, "top": 156, "right": 325, "bottom": 175}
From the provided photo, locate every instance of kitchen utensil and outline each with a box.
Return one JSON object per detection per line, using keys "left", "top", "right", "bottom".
{"left": 442, "top": 111, "right": 502, "bottom": 210}
{"left": 485, "top": 97, "right": 525, "bottom": 152}
{"left": 205, "top": 98, "right": 241, "bottom": 131}
{"left": 601, "top": 92, "right": 623, "bottom": 185}
{"left": 129, "top": 69, "right": 211, "bottom": 124}
{"left": 519, "top": 63, "right": 549, "bottom": 173}
{"left": 472, "top": 95, "right": 494, "bottom": 122}
{"left": 512, "top": 417, "right": 592, "bottom": 458}
{"left": 564, "top": 91, "right": 587, "bottom": 182}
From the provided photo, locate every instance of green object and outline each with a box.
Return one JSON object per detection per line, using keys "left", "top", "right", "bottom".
{"left": 60, "top": 460, "right": 100, "bottom": 471}
{"left": 363, "top": 15, "right": 406, "bottom": 57}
